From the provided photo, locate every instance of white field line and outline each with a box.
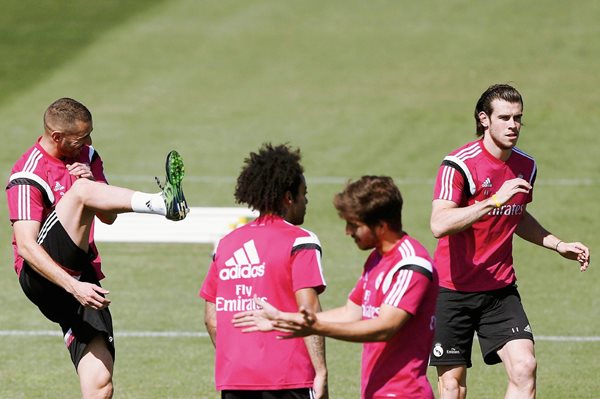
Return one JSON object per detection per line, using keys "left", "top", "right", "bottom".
{"left": 107, "top": 175, "right": 600, "bottom": 186}
{"left": 1, "top": 330, "right": 599, "bottom": 342}
{"left": 0, "top": 330, "right": 208, "bottom": 338}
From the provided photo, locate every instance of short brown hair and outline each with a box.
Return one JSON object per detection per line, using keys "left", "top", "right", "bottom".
{"left": 333, "top": 175, "right": 403, "bottom": 232}
{"left": 44, "top": 98, "right": 92, "bottom": 132}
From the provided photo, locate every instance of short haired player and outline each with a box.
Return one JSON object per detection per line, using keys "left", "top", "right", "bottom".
{"left": 428, "top": 84, "right": 590, "bottom": 399}
{"left": 6, "top": 97, "right": 189, "bottom": 399}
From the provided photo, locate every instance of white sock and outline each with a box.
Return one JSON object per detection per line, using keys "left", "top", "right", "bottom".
{"left": 130, "top": 192, "right": 166, "bottom": 216}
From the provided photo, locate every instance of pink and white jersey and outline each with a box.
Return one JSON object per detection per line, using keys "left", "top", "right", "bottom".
{"left": 200, "top": 215, "right": 326, "bottom": 391}
{"left": 348, "top": 235, "right": 437, "bottom": 399}
{"left": 432, "top": 139, "right": 537, "bottom": 292}
{"left": 6, "top": 138, "right": 108, "bottom": 278}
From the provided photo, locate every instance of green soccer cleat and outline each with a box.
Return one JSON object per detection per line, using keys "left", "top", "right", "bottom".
{"left": 155, "top": 150, "right": 189, "bottom": 221}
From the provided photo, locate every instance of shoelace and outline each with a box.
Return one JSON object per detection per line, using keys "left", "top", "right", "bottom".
{"left": 154, "top": 176, "right": 165, "bottom": 190}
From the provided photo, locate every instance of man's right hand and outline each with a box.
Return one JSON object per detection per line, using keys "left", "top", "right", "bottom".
{"left": 493, "top": 177, "right": 532, "bottom": 206}
{"left": 70, "top": 281, "right": 111, "bottom": 309}
{"left": 232, "top": 298, "right": 317, "bottom": 337}
{"left": 312, "top": 371, "right": 329, "bottom": 399}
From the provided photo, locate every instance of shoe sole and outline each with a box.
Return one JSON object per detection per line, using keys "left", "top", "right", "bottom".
{"left": 164, "top": 150, "right": 188, "bottom": 221}
{"left": 166, "top": 150, "right": 185, "bottom": 185}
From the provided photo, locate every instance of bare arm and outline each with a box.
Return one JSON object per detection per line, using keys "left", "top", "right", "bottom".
{"left": 296, "top": 288, "right": 328, "bottom": 399}
{"left": 13, "top": 220, "right": 111, "bottom": 309}
{"left": 204, "top": 301, "right": 217, "bottom": 348}
{"left": 515, "top": 210, "right": 558, "bottom": 248}
{"left": 431, "top": 177, "right": 532, "bottom": 238}
{"left": 232, "top": 298, "right": 362, "bottom": 329}
{"left": 302, "top": 303, "right": 411, "bottom": 343}
{"left": 516, "top": 211, "right": 590, "bottom": 271}
{"left": 234, "top": 298, "right": 409, "bottom": 342}
{"left": 430, "top": 199, "right": 494, "bottom": 238}
{"left": 316, "top": 298, "right": 363, "bottom": 323}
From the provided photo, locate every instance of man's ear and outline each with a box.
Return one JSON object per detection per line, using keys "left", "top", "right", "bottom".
{"left": 50, "top": 131, "right": 62, "bottom": 143}
{"left": 373, "top": 221, "right": 387, "bottom": 237}
{"left": 283, "top": 190, "right": 293, "bottom": 204}
{"left": 478, "top": 111, "right": 490, "bottom": 130}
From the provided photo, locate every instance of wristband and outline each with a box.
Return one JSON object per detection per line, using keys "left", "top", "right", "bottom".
{"left": 555, "top": 240, "right": 563, "bottom": 252}
{"left": 491, "top": 194, "right": 501, "bottom": 208}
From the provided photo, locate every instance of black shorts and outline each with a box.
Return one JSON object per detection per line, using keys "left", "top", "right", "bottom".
{"left": 19, "top": 211, "right": 115, "bottom": 369}
{"left": 429, "top": 284, "right": 534, "bottom": 368}
{"left": 222, "top": 389, "right": 314, "bottom": 399}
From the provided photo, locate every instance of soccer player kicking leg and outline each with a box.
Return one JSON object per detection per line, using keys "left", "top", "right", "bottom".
{"left": 13, "top": 151, "right": 188, "bottom": 399}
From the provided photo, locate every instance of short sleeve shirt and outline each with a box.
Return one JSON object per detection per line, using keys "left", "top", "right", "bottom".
{"left": 6, "top": 139, "right": 108, "bottom": 278}
{"left": 200, "top": 215, "right": 326, "bottom": 391}
{"left": 432, "top": 139, "right": 537, "bottom": 291}
{"left": 348, "top": 235, "right": 437, "bottom": 399}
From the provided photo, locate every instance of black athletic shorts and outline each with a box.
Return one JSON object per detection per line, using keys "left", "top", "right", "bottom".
{"left": 429, "top": 284, "right": 534, "bottom": 368}
{"left": 18, "top": 211, "right": 115, "bottom": 369}
{"left": 222, "top": 389, "right": 314, "bottom": 399}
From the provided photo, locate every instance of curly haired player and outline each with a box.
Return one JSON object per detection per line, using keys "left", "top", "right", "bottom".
{"left": 200, "top": 143, "right": 328, "bottom": 399}
{"left": 233, "top": 176, "right": 438, "bottom": 399}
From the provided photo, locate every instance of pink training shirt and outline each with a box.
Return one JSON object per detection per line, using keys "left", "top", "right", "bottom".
{"left": 200, "top": 215, "right": 326, "bottom": 391}
{"left": 432, "top": 139, "right": 536, "bottom": 292}
{"left": 6, "top": 138, "right": 108, "bottom": 279}
{"left": 348, "top": 234, "right": 437, "bottom": 399}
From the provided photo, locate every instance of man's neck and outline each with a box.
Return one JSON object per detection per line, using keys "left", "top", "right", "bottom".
{"left": 377, "top": 230, "right": 406, "bottom": 255}
{"left": 38, "top": 134, "right": 61, "bottom": 159}
{"left": 482, "top": 135, "right": 512, "bottom": 162}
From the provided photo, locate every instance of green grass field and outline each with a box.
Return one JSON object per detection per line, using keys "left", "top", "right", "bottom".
{"left": 1, "top": 1, "right": 599, "bottom": 397}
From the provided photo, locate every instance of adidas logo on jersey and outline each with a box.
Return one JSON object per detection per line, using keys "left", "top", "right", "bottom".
{"left": 482, "top": 177, "right": 493, "bottom": 188}
{"left": 53, "top": 181, "right": 65, "bottom": 192}
{"left": 219, "top": 239, "right": 265, "bottom": 281}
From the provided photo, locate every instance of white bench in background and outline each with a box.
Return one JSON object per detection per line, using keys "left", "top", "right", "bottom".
{"left": 94, "top": 207, "right": 258, "bottom": 245}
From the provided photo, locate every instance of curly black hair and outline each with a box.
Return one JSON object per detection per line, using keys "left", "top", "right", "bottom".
{"left": 234, "top": 143, "right": 304, "bottom": 215}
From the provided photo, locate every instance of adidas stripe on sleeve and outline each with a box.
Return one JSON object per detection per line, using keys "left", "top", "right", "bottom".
{"left": 435, "top": 142, "right": 481, "bottom": 203}
{"left": 382, "top": 240, "right": 433, "bottom": 309}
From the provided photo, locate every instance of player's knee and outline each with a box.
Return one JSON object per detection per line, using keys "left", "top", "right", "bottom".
{"left": 509, "top": 355, "right": 537, "bottom": 387}
{"left": 100, "top": 380, "right": 114, "bottom": 399}
{"left": 78, "top": 339, "right": 114, "bottom": 399}
{"left": 81, "top": 376, "right": 113, "bottom": 399}
{"left": 68, "top": 178, "right": 95, "bottom": 203}
{"left": 95, "top": 381, "right": 113, "bottom": 399}
{"left": 81, "top": 382, "right": 113, "bottom": 399}
{"left": 439, "top": 372, "right": 465, "bottom": 396}
{"left": 71, "top": 176, "right": 93, "bottom": 191}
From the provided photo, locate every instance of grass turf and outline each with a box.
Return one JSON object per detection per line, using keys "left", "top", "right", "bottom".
{"left": 1, "top": 1, "right": 598, "bottom": 397}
